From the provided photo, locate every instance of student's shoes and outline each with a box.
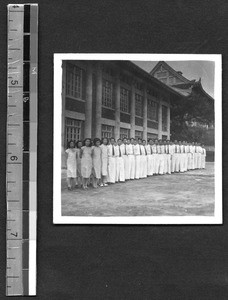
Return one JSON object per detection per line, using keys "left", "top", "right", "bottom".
{"left": 100, "top": 183, "right": 104, "bottom": 187}
{"left": 68, "top": 187, "right": 72, "bottom": 191}
{"left": 103, "top": 183, "right": 108, "bottom": 187}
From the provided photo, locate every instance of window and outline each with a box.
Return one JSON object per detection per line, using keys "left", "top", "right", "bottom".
{"left": 135, "top": 94, "right": 143, "bottom": 117}
{"left": 147, "top": 99, "right": 158, "bottom": 121}
{"left": 162, "top": 105, "right": 168, "bottom": 131}
{"left": 120, "top": 128, "right": 130, "bottom": 139}
{"left": 147, "top": 132, "right": 158, "bottom": 140}
{"left": 66, "top": 64, "right": 83, "bottom": 99}
{"left": 101, "top": 124, "right": 114, "bottom": 139}
{"left": 102, "top": 80, "right": 113, "bottom": 108}
{"left": 135, "top": 130, "right": 142, "bottom": 140}
{"left": 65, "top": 118, "right": 83, "bottom": 145}
{"left": 120, "top": 87, "right": 130, "bottom": 113}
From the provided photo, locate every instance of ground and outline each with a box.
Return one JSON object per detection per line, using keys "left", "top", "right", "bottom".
{"left": 61, "top": 163, "right": 214, "bottom": 216}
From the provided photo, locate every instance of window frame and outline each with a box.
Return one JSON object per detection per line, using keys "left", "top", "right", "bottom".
{"left": 66, "top": 64, "right": 83, "bottom": 100}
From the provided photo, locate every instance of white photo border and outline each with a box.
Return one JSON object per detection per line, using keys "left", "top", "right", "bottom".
{"left": 53, "top": 53, "right": 222, "bottom": 224}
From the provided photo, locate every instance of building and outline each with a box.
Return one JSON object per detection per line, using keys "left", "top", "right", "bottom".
{"left": 61, "top": 60, "right": 185, "bottom": 166}
{"left": 150, "top": 61, "right": 215, "bottom": 141}
{"left": 150, "top": 60, "right": 214, "bottom": 125}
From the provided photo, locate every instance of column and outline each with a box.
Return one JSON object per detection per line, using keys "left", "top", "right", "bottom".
{"left": 167, "top": 105, "right": 170, "bottom": 140}
{"left": 95, "top": 63, "right": 102, "bottom": 138}
{"left": 130, "top": 81, "right": 135, "bottom": 138}
{"left": 143, "top": 85, "right": 147, "bottom": 140}
{"left": 61, "top": 61, "right": 66, "bottom": 168}
{"left": 158, "top": 100, "right": 162, "bottom": 140}
{"left": 114, "top": 72, "right": 120, "bottom": 140}
{"left": 84, "top": 63, "right": 93, "bottom": 138}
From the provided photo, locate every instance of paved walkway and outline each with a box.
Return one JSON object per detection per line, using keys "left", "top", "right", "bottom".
{"left": 61, "top": 163, "right": 214, "bottom": 216}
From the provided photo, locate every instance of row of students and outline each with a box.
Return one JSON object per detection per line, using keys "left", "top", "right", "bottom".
{"left": 65, "top": 138, "right": 206, "bottom": 190}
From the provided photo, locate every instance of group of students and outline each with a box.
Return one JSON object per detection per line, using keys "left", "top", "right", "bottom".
{"left": 65, "top": 137, "right": 207, "bottom": 190}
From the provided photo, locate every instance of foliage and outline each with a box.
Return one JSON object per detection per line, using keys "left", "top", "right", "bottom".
{"left": 170, "top": 91, "right": 214, "bottom": 145}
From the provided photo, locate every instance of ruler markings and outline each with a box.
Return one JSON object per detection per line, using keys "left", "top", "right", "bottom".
{"left": 7, "top": 4, "right": 38, "bottom": 296}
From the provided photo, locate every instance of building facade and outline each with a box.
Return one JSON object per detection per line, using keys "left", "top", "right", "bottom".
{"left": 61, "top": 60, "right": 184, "bottom": 165}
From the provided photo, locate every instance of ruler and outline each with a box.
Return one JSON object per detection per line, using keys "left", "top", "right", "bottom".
{"left": 6, "top": 4, "right": 38, "bottom": 296}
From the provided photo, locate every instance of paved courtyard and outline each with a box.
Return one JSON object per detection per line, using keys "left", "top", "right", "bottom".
{"left": 61, "top": 163, "right": 214, "bottom": 216}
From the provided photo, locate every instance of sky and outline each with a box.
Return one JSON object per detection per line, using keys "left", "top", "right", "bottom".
{"left": 132, "top": 60, "right": 215, "bottom": 98}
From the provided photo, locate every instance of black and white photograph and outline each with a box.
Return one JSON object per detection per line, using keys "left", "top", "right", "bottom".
{"left": 53, "top": 54, "right": 222, "bottom": 224}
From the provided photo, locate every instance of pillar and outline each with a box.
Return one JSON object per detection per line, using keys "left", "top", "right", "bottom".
{"left": 143, "top": 85, "right": 147, "bottom": 141}
{"left": 167, "top": 105, "right": 170, "bottom": 140}
{"left": 61, "top": 61, "right": 66, "bottom": 168}
{"left": 158, "top": 100, "right": 162, "bottom": 140}
{"left": 84, "top": 63, "right": 93, "bottom": 138}
{"left": 95, "top": 63, "right": 102, "bottom": 138}
{"left": 130, "top": 81, "right": 135, "bottom": 138}
{"left": 114, "top": 72, "right": 120, "bottom": 140}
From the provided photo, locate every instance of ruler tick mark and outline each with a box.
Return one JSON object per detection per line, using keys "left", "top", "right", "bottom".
{"left": 8, "top": 200, "right": 19, "bottom": 202}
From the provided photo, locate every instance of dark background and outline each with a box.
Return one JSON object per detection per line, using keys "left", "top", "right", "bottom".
{"left": 0, "top": 1, "right": 228, "bottom": 299}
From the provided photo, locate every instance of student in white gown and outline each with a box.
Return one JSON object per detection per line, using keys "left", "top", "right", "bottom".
{"left": 163, "top": 140, "right": 168, "bottom": 174}
{"left": 80, "top": 138, "right": 93, "bottom": 189}
{"left": 174, "top": 141, "right": 180, "bottom": 172}
{"left": 133, "top": 139, "right": 141, "bottom": 179}
{"left": 140, "top": 140, "right": 147, "bottom": 178}
{"left": 100, "top": 137, "right": 109, "bottom": 187}
{"left": 121, "top": 137, "right": 130, "bottom": 180}
{"left": 128, "top": 138, "right": 135, "bottom": 180}
{"left": 145, "top": 139, "right": 153, "bottom": 176}
{"left": 92, "top": 138, "right": 102, "bottom": 188}
{"left": 166, "top": 140, "right": 172, "bottom": 175}
{"left": 107, "top": 137, "right": 116, "bottom": 184}
{"left": 201, "top": 144, "right": 206, "bottom": 169}
{"left": 75, "top": 140, "right": 83, "bottom": 187}
{"left": 115, "top": 139, "right": 125, "bottom": 182}
{"left": 65, "top": 140, "right": 77, "bottom": 190}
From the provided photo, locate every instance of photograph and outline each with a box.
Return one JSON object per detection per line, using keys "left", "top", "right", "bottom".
{"left": 53, "top": 54, "right": 222, "bottom": 224}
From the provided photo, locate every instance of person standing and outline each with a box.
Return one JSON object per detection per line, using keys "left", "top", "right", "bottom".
{"left": 65, "top": 140, "right": 77, "bottom": 190}
{"left": 159, "top": 140, "right": 165, "bottom": 175}
{"left": 193, "top": 142, "right": 197, "bottom": 169}
{"left": 133, "top": 139, "right": 141, "bottom": 179}
{"left": 140, "top": 140, "right": 147, "bottom": 178}
{"left": 153, "top": 139, "right": 159, "bottom": 175}
{"left": 127, "top": 138, "right": 135, "bottom": 180}
{"left": 166, "top": 140, "right": 172, "bottom": 175}
{"left": 201, "top": 144, "right": 206, "bottom": 169}
{"left": 100, "top": 137, "right": 109, "bottom": 187}
{"left": 75, "top": 140, "right": 83, "bottom": 187}
{"left": 179, "top": 141, "right": 184, "bottom": 173}
{"left": 116, "top": 139, "right": 125, "bottom": 182}
{"left": 92, "top": 138, "right": 102, "bottom": 188}
{"left": 146, "top": 139, "right": 153, "bottom": 176}
{"left": 121, "top": 138, "right": 130, "bottom": 180}
{"left": 174, "top": 141, "right": 180, "bottom": 172}
{"left": 80, "top": 138, "right": 93, "bottom": 189}
{"left": 163, "top": 140, "right": 168, "bottom": 174}
{"left": 186, "top": 142, "right": 191, "bottom": 171}
{"left": 107, "top": 137, "right": 116, "bottom": 184}
{"left": 138, "top": 139, "right": 143, "bottom": 178}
